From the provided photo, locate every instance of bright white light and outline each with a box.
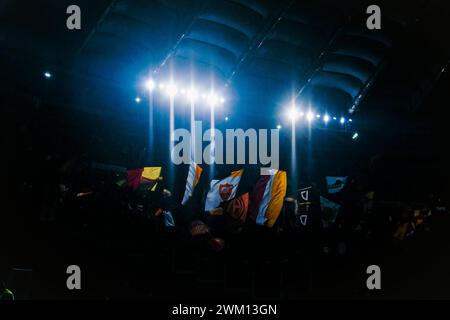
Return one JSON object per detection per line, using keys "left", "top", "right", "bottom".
{"left": 165, "top": 83, "right": 178, "bottom": 97}
{"left": 306, "top": 111, "right": 314, "bottom": 122}
{"left": 323, "top": 114, "right": 330, "bottom": 123}
{"left": 349, "top": 119, "right": 353, "bottom": 122}
{"left": 299, "top": 112, "right": 304, "bottom": 117}
{"left": 44, "top": 71, "right": 52, "bottom": 79}
{"left": 220, "top": 97, "right": 225, "bottom": 104}
{"left": 287, "top": 107, "right": 299, "bottom": 121}
{"left": 340, "top": 117, "right": 345, "bottom": 124}
{"left": 316, "top": 114, "right": 321, "bottom": 118}
{"left": 186, "top": 88, "right": 199, "bottom": 102}
{"left": 135, "top": 97, "right": 141, "bottom": 103}
{"left": 333, "top": 117, "right": 337, "bottom": 120}
{"left": 225, "top": 117, "right": 229, "bottom": 121}
{"left": 352, "top": 132, "right": 359, "bottom": 140}
{"left": 145, "top": 79, "right": 155, "bottom": 91}
{"left": 159, "top": 83, "right": 165, "bottom": 90}
{"left": 277, "top": 124, "right": 282, "bottom": 129}
{"left": 180, "top": 88, "right": 186, "bottom": 95}
{"left": 207, "top": 92, "right": 219, "bottom": 106}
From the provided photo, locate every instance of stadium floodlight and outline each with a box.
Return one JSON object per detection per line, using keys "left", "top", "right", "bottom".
{"left": 323, "top": 114, "right": 330, "bottom": 123}
{"left": 44, "top": 71, "right": 52, "bottom": 79}
{"left": 340, "top": 117, "right": 345, "bottom": 124}
{"left": 165, "top": 82, "right": 178, "bottom": 97}
{"left": 306, "top": 111, "right": 314, "bottom": 122}
{"left": 207, "top": 92, "right": 220, "bottom": 106}
{"left": 352, "top": 132, "right": 359, "bottom": 140}
{"left": 145, "top": 79, "right": 156, "bottom": 91}
{"left": 186, "top": 88, "right": 199, "bottom": 102}
{"left": 135, "top": 97, "right": 141, "bottom": 103}
{"left": 286, "top": 107, "right": 299, "bottom": 121}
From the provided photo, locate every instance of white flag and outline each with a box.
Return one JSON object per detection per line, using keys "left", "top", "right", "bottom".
{"left": 181, "top": 162, "right": 202, "bottom": 205}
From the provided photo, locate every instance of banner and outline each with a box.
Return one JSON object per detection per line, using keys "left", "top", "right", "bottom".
{"left": 326, "top": 176, "right": 347, "bottom": 194}
{"left": 249, "top": 169, "right": 287, "bottom": 228}
{"left": 126, "top": 167, "right": 162, "bottom": 191}
{"left": 284, "top": 186, "right": 313, "bottom": 229}
{"left": 223, "top": 192, "right": 249, "bottom": 230}
{"left": 181, "top": 162, "right": 203, "bottom": 205}
{"left": 205, "top": 169, "right": 243, "bottom": 214}
{"left": 320, "top": 196, "right": 341, "bottom": 227}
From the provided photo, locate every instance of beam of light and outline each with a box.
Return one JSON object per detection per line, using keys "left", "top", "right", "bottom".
{"left": 190, "top": 98, "right": 196, "bottom": 162}
{"left": 165, "top": 82, "right": 178, "bottom": 97}
{"left": 323, "top": 114, "right": 330, "bottom": 123}
{"left": 207, "top": 92, "right": 220, "bottom": 107}
{"left": 135, "top": 97, "right": 141, "bottom": 103}
{"left": 340, "top": 117, "right": 345, "bottom": 124}
{"left": 306, "top": 111, "right": 314, "bottom": 122}
{"left": 169, "top": 94, "right": 175, "bottom": 190}
{"left": 286, "top": 107, "right": 299, "bottom": 121}
{"left": 210, "top": 103, "right": 216, "bottom": 177}
{"left": 352, "top": 132, "right": 359, "bottom": 140}
{"left": 44, "top": 71, "right": 52, "bottom": 79}
{"left": 147, "top": 87, "right": 154, "bottom": 162}
{"left": 291, "top": 114, "right": 296, "bottom": 191}
{"left": 145, "top": 79, "right": 156, "bottom": 91}
{"left": 186, "top": 88, "right": 199, "bottom": 103}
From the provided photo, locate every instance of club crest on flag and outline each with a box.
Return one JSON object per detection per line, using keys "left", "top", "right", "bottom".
{"left": 219, "top": 183, "right": 234, "bottom": 200}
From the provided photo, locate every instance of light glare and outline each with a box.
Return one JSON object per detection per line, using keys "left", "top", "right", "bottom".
{"left": 146, "top": 79, "right": 155, "bottom": 91}
{"left": 166, "top": 83, "right": 178, "bottom": 97}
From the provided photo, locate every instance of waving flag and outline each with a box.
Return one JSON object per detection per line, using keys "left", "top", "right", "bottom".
{"left": 249, "top": 169, "right": 287, "bottom": 228}
{"left": 126, "top": 167, "right": 162, "bottom": 191}
{"left": 181, "top": 162, "right": 203, "bottom": 205}
{"left": 205, "top": 169, "right": 243, "bottom": 214}
{"left": 320, "top": 196, "right": 341, "bottom": 227}
{"left": 326, "top": 176, "right": 347, "bottom": 194}
{"left": 224, "top": 192, "right": 249, "bottom": 224}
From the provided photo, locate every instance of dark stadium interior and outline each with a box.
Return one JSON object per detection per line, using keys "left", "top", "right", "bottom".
{"left": 1, "top": 0, "right": 450, "bottom": 300}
